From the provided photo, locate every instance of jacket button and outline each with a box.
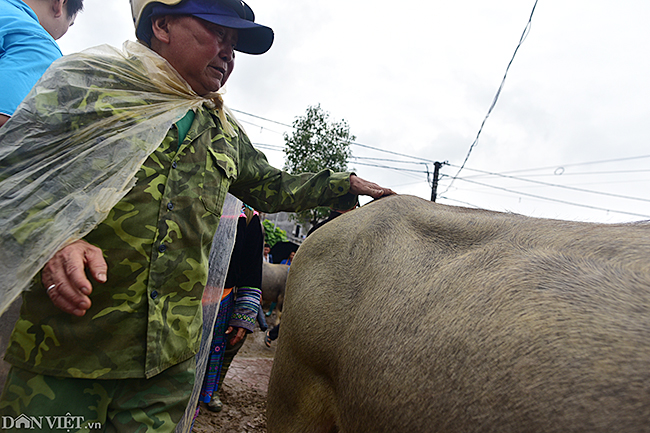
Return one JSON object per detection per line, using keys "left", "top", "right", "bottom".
{"left": 158, "top": 244, "right": 167, "bottom": 253}
{"left": 167, "top": 202, "right": 174, "bottom": 210}
{"left": 172, "top": 161, "right": 177, "bottom": 169}
{"left": 151, "top": 290, "right": 159, "bottom": 300}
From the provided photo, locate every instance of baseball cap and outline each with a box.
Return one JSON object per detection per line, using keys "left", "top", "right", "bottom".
{"left": 133, "top": 0, "right": 274, "bottom": 54}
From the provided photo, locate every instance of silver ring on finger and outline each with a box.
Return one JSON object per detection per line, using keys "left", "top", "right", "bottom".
{"left": 46, "top": 284, "right": 57, "bottom": 293}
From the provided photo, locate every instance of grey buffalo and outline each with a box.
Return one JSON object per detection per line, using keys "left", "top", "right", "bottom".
{"left": 267, "top": 194, "right": 650, "bottom": 433}
{"left": 261, "top": 261, "right": 289, "bottom": 314}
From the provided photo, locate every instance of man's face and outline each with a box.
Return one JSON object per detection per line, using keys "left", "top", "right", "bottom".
{"left": 162, "top": 16, "right": 237, "bottom": 96}
{"left": 263, "top": 246, "right": 270, "bottom": 255}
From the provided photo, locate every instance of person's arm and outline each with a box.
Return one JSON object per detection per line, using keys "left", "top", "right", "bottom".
{"left": 226, "top": 215, "right": 265, "bottom": 344}
{"left": 229, "top": 130, "right": 395, "bottom": 213}
{"left": 227, "top": 286, "right": 262, "bottom": 344}
{"left": 0, "top": 31, "right": 61, "bottom": 124}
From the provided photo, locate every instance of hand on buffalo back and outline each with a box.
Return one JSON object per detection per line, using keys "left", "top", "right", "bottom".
{"left": 349, "top": 174, "right": 396, "bottom": 199}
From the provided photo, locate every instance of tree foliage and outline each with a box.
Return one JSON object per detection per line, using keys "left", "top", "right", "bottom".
{"left": 262, "top": 219, "right": 288, "bottom": 247}
{"left": 283, "top": 104, "right": 355, "bottom": 227}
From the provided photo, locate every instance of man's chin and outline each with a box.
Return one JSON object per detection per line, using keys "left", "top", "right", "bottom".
{"left": 194, "top": 83, "right": 223, "bottom": 97}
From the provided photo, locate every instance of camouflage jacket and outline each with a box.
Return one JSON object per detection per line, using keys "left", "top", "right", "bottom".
{"left": 5, "top": 104, "right": 356, "bottom": 379}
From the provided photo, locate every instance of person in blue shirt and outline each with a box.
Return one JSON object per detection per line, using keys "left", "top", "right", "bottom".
{"left": 0, "top": 0, "right": 84, "bottom": 127}
{"left": 280, "top": 251, "right": 295, "bottom": 266}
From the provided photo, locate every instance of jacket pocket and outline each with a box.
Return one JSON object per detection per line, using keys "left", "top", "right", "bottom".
{"left": 200, "top": 146, "right": 237, "bottom": 215}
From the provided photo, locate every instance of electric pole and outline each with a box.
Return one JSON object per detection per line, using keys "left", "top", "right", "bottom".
{"left": 430, "top": 161, "right": 443, "bottom": 202}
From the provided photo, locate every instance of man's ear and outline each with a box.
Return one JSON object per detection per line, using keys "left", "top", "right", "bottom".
{"left": 51, "top": 0, "right": 65, "bottom": 18}
{"left": 151, "top": 16, "right": 173, "bottom": 44}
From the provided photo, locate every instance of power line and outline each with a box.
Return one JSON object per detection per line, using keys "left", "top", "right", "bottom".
{"left": 251, "top": 143, "right": 283, "bottom": 153}
{"left": 438, "top": 195, "right": 482, "bottom": 209}
{"left": 251, "top": 140, "right": 436, "bottom": 171}
{"left": 465, "top": 169, "right": 650, "bottom": 180}
{"left": 390, "top": 180, "right": 431, "bottom": 188}
{"left": 251, "top": 142, "right": 284, "bottom": 149}
{"left": 351, "top": 160, "right": 429, "bottom": 174}
{"left": 448, "top": 176, "right": 650, "bottom": 219}
{"left": 495, "top": 154, "right": 650, "bottom": 176}
{"left": 467, "top": 177, "right": 650, "bottom": 192}
{"left": 349, "top": 140, "right": 434, "bottom": 163}
{"left": 231, "top": 108, "right": 292, "bottom": 128}
{"left": 253, "top": 129, "right": 650, "bottom": 208}
{"left": 238, "top": 107, "right": 650, "bottom": 211}
{"left": 232, "top": 108, "right": 440, "bottom": 164}
{"left": 350, "top": 155, "right": 432, "bottom": 166}
{"left": 237, "top": 103, "right": 650, "bottom": 177}
{"left": 442, "top": 0, "right": 539, "bottom": 195}
{"left": 448, "top": 163, "right": 650, "bottom": 204}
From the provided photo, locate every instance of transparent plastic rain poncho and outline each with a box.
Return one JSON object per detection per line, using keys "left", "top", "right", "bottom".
{"left": 176, "top": 194, "right": 240, "bottom": 433}
{"left": 0, "top": 40, "right": 240, "bottom": 315}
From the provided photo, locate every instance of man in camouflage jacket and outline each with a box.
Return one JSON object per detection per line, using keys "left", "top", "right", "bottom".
{"left": 0, "top": 0, "right": 394, "bottom": 430}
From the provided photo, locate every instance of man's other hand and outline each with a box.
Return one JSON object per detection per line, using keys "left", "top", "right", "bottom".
{"left": 42, "top": 240, "right": 107, "bottom": 316}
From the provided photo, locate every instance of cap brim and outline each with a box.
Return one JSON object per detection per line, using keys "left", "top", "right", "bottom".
{"left": 193, "top": 13, "right": 274, "bottom": 54}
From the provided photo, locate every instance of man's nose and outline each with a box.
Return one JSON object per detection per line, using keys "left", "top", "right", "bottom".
{"left": 220, "top": 45, "right": 235, "bottom": 62}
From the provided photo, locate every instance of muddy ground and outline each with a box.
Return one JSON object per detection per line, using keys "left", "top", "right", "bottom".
{"left": 192, "top": 312, "right": 279, "bottom": 433}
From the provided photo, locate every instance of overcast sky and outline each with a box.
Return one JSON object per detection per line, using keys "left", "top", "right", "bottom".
{"left": 58, "top": 0, "right": 650, "bottom": 223}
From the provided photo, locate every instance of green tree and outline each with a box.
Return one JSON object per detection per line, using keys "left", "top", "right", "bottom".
{"left": 283, "top": 104, "right": 355, "bottom": 227}
{"left": 262, "top": 219, "right": 288, "bottom": 247}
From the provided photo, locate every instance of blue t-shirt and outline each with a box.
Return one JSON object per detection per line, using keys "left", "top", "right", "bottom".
{"left": 0, "top": 0, "right": 62, "bottom": 117}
